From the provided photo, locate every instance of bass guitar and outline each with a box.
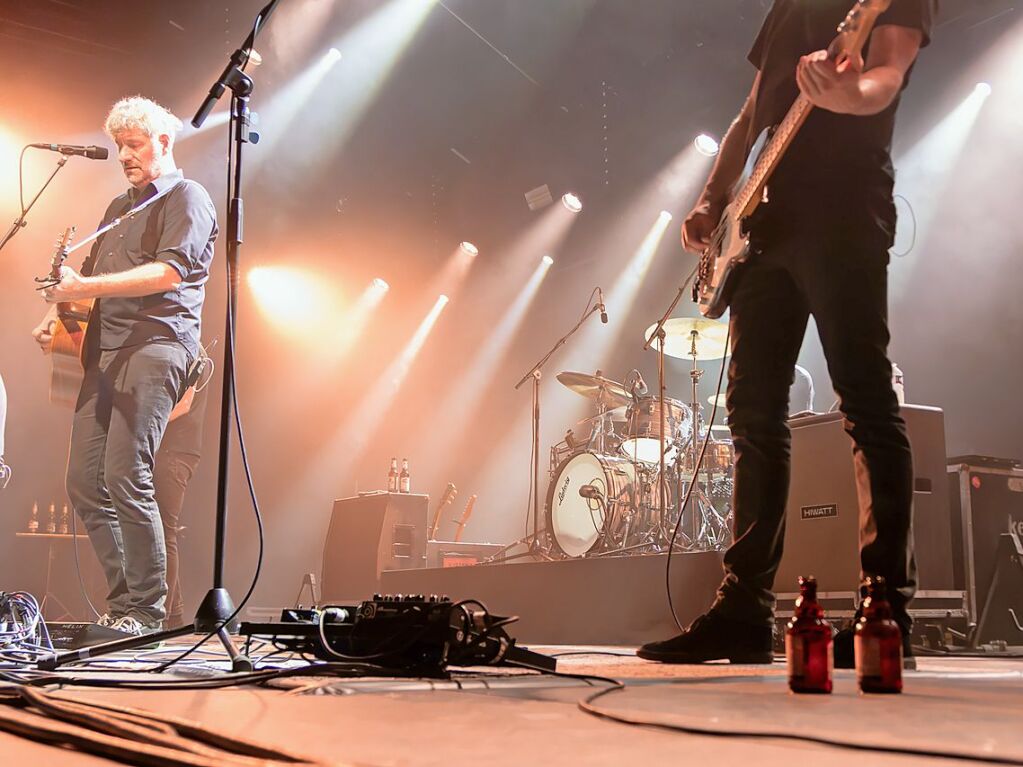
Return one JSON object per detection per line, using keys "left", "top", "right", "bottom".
{"left": 694, "top": 0, "right": 892, "bottom": 319}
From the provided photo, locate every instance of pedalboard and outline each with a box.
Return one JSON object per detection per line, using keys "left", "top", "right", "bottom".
{"left": 240, "top": 594, "right": 557, "bottom": 676}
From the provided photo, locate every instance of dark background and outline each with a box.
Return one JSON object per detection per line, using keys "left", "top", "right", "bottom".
{"left": 1, "top": 0, "right": 1019, "bottom": 614}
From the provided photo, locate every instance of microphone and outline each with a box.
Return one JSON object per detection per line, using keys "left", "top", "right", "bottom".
{"left": 597, "top": 287, "right": 608, "bottom": 324}
{"left": 579, "top": 484, "right": 604, "bottom": 500}
{"left": 628, "top": 370, "right": 648, "bottom": 396}
{"left": 30, "top": 143, "right": 109, "bottom": 160}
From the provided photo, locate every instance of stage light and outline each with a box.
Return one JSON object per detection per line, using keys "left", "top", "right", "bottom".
{"left": 460, "top": 241, "right": 479, "bottom": 257}
{"left": 325, "top": 47, "right": 342, "bottom": 65}
{"left": 247, "top": 265, "right": 340, "bottom": 338}
{"left": 974, "top": 82, "right": 993, "bottom": 97}
{"left": 562, "top": 193, "right": 583, "bottom": 213}
{"left": 411, "top": 257, "right": 553, "bottom": 472}
{"left": 373, "top": 277, "right": 390, "bottom": 291}
{"left": 694, "top": 133, "right": 720, "bottom": 157}
{"left": 659, "top": 210, "right": 673, "bottom": 222}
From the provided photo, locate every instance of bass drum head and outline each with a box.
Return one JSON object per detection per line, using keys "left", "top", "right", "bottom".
{"left": 546, "top": 451, "right": 632, "bottom": 558}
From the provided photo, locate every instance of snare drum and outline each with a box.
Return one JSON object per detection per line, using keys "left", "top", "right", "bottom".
{"left": 621, "top": 396, "right": 691, "bottom": 465}
{"left": 546, "top": 451, "right": 635, "bottom": 557}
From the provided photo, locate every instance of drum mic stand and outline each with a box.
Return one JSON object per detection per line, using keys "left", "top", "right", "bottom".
{"left": 643, "top": 284, "right": 687, "bottom": 550}
{"left": 486, "top": 300, "right": 605, "bottom": 564}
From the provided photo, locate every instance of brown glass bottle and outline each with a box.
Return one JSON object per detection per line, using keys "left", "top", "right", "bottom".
{"left": 786, "top": 576, "right": 833, "bottom": 694}
{"left": 854, "top": 575, "right": 903, "bottom": 694}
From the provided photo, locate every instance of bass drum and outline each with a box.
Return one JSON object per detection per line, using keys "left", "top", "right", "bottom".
{"left": 546, "top": 451, "right": 635, "bottom": 558}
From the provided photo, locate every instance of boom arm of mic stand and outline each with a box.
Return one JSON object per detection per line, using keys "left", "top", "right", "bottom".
{"left": 514, "top": 304, "right": 602, "bottom": 390}
{"left": 643, "top": 282, "right": 689, "bottom": 352}
{"left": 191, "top": 0, "right": 281, "bottom": 128}
{"left": 0, "top": 155, "right": 68, "bottom": 254}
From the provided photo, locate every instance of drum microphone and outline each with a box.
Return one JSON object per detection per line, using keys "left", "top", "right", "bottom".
{"left": 579, "top": 484, "right": 604, "bottom": 500}
{"left": 628, "top": 369, "right": 648, "bottom": 396}
{"left": 30, "top": 143, "right": 109, "bottom": 160}
{"left": 597, "top": 287, "right": 608, "bottom": 324}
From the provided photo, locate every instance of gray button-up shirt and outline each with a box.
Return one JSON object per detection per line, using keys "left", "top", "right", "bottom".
{"left": 82, "top": 169, "right": 217, "bottom": 360}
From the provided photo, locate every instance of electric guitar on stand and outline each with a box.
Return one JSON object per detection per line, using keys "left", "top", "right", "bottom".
{"left": 693, "top": 0, "right": 893, "bottom": 319}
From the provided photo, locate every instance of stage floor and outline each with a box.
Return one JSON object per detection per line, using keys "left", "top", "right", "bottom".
{"left": 2, "top": 641, "right": 1021, "bottom": 766}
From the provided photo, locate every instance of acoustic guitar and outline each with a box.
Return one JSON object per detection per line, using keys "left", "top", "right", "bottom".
{"left": 42, "top": 227, "right": 197, "bottom": 420}
{"left": 693, "top": 0, "right": 893, "bottom": 318}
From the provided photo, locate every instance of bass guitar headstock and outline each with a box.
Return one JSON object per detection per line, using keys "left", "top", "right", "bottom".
{"left": 829, "top": 0, "right": 893, "bottom": 64}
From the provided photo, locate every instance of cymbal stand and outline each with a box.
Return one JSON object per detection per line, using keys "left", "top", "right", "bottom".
{"left": 679, "top": 332, "right": 729, "bottom": 551}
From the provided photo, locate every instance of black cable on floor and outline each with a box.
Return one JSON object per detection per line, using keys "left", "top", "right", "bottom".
{"left": 577, "top": 683, "right": 1023, "bottom": 766}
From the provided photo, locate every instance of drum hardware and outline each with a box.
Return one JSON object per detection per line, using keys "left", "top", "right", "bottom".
{"left": 645, "top": 313, "right": 734, "bottom": 554}
{"left": 488, "top": 291, "right": 608, "bottom": 565}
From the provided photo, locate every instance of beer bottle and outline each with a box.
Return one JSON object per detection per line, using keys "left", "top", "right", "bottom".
{"left": 855, "top": 576, "right": 903, "bottom": 694}
{"left": 786, "top": 575, "right": 833, "bottom": 694}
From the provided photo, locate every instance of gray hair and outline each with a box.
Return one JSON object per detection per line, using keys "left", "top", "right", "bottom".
{"left": 104, "top": 96, "right": 183, "bottom": 144}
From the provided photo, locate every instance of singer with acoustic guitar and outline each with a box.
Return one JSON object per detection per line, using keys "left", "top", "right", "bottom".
{"left": 32, "top": 96, "right": 217, "bottom": 636}
{"left": 638, "top": 0, "right": 936, "bottom": 665}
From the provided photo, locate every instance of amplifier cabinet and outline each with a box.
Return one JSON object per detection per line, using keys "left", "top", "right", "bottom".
{"left": 947, "top": 463, "right": 1023, "bottom": 622}
{"left": 321, "top": 492, "right": 429, "bottom": 602}
{"left": 775, "top": 405, "right": 954, "bottom": 596}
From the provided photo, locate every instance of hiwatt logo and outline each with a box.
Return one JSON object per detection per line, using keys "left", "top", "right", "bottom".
{"left": 801, "top": 504, "right": 838, "bottom": 520}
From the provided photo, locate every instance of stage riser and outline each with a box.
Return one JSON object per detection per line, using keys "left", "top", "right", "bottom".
{"left": 380, "top": 552, "right": 725, "bottom": 645}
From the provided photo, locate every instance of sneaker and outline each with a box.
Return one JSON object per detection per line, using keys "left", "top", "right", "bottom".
{"left": 96, "top": 613, "right": 118, "bottom": 627}
{"left": 834, "top": 626, "right": 916, "bottom": 670}
{"left": 637, "top": 612, "right": 775, "bottom": 664}
{"left": 110, "top": 616, "right": 162, "bottom": 636}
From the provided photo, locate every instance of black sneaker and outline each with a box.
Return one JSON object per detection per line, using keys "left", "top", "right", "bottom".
{"left": 637, "top": 612, "right": 775, "bottom": 664}
{"left": 833, "top": 627, "right": 916, "bottom": 670}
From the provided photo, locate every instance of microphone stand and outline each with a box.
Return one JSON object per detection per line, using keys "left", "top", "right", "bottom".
{"left": 486, "top": 299, "right": 604, "bottom": 564}
{"left": 643, "top": 283, "right": 688, "bottom": 548}
{"left": 38, "top": 0, "right": 281, "bottom": 673}
{"left": 0, "top": 153, "right": 69, "bottom": 253}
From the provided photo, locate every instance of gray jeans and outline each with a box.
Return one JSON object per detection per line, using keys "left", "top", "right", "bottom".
{"left": 66, "top": 341, "right": 190, "bottom": 625}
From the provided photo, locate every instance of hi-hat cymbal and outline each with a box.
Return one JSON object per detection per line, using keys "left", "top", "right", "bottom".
{"left": 707, "top": 392, "right": 727, "bottom": 407}
{"left": 556, "top": 371, "right": 633, "bottom": 408}
{"left": 644, "top": 317, "right": 729, "bottom": 360}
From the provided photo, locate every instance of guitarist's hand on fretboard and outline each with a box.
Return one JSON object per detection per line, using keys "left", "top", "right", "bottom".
{"left": 41, "top": 265, "right": 90, "bottom": 304}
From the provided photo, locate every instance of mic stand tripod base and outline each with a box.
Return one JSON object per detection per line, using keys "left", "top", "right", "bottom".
{"left": 38, "top": 588, "right": 254, "bottom": 673}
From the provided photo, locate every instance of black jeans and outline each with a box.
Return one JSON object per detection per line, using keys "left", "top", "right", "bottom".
{"left": 709, "top": 215, "right": 916, "bottom": 632}
{"left": 66, "top": 340, "right": 191, "bottom": 625}
{"left": 154, "top": 449, "right": 201, "bottom": 628}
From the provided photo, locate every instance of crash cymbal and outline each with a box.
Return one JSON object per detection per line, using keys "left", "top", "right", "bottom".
{"left": 707, "top": 392, "right": 727, "bottom": 407}
{"left": 556, "top": 371, "right": 633, "bottom": 408}
{"left": 644, "top": 317, "right": 729, "bottom": 360}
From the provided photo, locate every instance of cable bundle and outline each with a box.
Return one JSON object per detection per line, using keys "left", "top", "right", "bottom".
{"left": 0, "top": 591, "right": 53, "bottom": 666}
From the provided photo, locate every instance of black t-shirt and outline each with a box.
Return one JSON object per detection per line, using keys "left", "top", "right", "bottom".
{"left": 746, "top": 0, "right": 934, "bottom": 232}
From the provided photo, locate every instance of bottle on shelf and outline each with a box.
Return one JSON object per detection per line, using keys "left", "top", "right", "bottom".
{"left": 785, "top": 575, "right": 833, "bottom": 694}
{"left": 387, "top": 457, "right": 399, "bottom": 493}
{"left": 27, "top": 502, "right": 39, "bottom": 533}
{"left": 45, "top": 502, "right": 57, "bottom": 534}
{"left": 854, "top": 575, "right": 903, "bottom": 694}
{"left": 58, "top": 504, "right": 70, "bottom": 535}
{"left": 399, "top": 458, "right": 411, "bottom": 494}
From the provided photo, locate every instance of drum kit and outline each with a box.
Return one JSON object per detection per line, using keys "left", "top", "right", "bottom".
{"left": 545, "top": 317, "right": 734, "bottom": 559}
